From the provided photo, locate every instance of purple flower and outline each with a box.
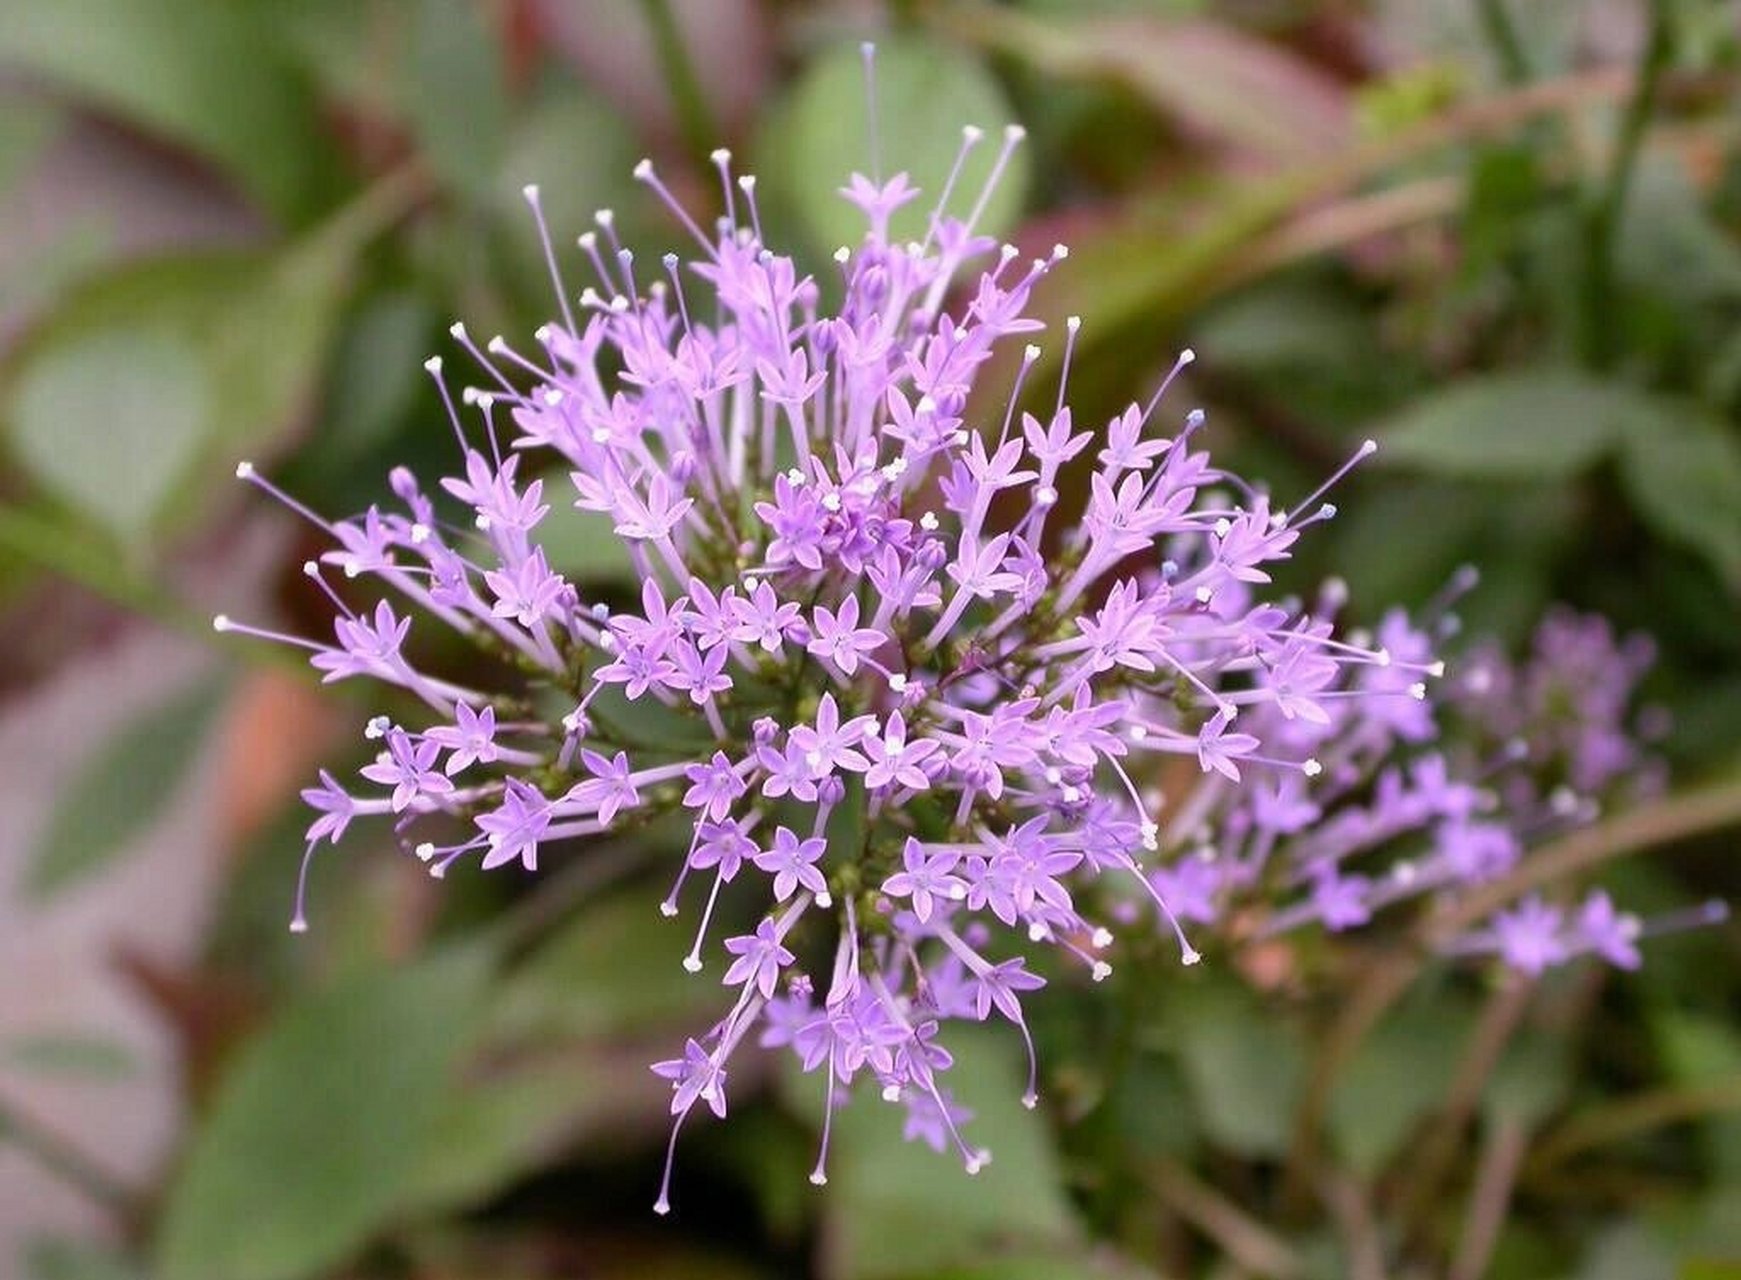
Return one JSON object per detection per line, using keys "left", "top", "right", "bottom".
{"left": 753, "top": 827, "right": 829, "bottom": 903}
{"left": 723, "top": 920, "right": 796, "bottom": 998}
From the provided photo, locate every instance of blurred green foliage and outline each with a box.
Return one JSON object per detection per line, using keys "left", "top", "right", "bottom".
{"left": 3, "top": 2, "right": 1740, "bottom": 1279}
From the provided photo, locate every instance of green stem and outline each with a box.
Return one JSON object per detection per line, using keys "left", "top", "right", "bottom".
{"left": 639, "top": 0, "right": 717, "bottom": 164}
{"left": 1476, "top": 0, "right": 1532, "bottom": 85}
{"left": 1580, "top": 0, "right": 1672, "bottom": 369}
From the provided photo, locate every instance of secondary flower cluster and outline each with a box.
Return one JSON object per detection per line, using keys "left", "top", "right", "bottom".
{"left": 221, "top": 119, "right": 1694, "bottom": 1212}
{"left": 1143, "top": 592, "right": 1722, "bottom": 975}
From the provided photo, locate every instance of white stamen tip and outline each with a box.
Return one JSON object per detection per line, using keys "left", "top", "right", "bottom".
{"left": 1091, "top": 961, "right": 1112, "bottom": 982}
{"left": 682, "top": 955, "right": 703, "bottom": 974}
{"left": 1066, "top": 315, "right": 1081, "bottom": 332}
{"left": 1024, "top": 344, "right": 1042, "bottom": 363}
{"left": 423, "top": 356, "right": 442, "bottom": 374}
{"left": 595, "top": 208, "right": 615, "bottom": 226}
{"left": 1301, "top": 758, "right": 1323, "bottom": 777}
{"left": 833, "top": 246, "right": 850, "bottom": 264}
{"left": 1181, "top": 947, "right": 1202, "bottom": 967}
{"left": 737, "top": 175, "right": 756, "bottom": 192}
{"left": 1427, "top": 661, "right": 1446, "bottom": 678}
{"left": 711, "top": 148, "right": 732, "bottom": 164}
{"left": 234, "top": 461, "right": 254, "bottom": 479}
{"left": 1021, "top": 1093, "right": 1039, "bottom": 1110}
{"left": 809, "top": 1172, "right": 828, "bottom": 1187}
{"left": 888, "top": 673, "right": 909, "bottom": 692}
{"left": 487, "top": 335, "right": 508, "bottom": 354}
{"left": 1360, "top": 438, "right": 1378, "bottom": 456}
{"left": 1005, "top": 124, "right": 1026, "bottom": 142}
{"left": 1179, "top": 348, "right": 1196, "bottom": 364}
{"left": 521, "top": 183, "right": 540, "bottom": 202}
{"left": 963, "top": 125, "right": 984, "bottom": 142}
{"left": 660, "top": 900, "right": 679, "bottom": 918}
{"left": 211, "top": 614, "right": 231, "bottom": 632}
{"left": 816, "top": 891, "right": 833, "bottom": 908}
{"left": 653, "top": 1198, "right": 671, "bottom": 1216}
{"left": 1091, "top": 927, "right": 1114, "bottom": 949}
{"left": 449, "top": 321, "right": 466, "bottom": 339}
{"left": 882, "top": 1084, "right": 902, "bottom": 1102}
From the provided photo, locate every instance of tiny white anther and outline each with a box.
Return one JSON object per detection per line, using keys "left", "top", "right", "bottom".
{"left": 365, "top": 715, "right": 390, "bottom": 740}
{"left": 682, "top": 955, "right": 703, "bottom": 974}
{"left": 1130, "top": 725, "right": 1148, "bottom": 741}
{"left": 521, "top": 183, "right": 540, "bottom": 202}
{"left": 449, "top": 321, "right": 467, "bottom": 340}
{"left": 833, "top": 246, "right": 851, "bottom": 264}
{"left": 1091, "top": 961, "right": 1112, "bottom": 982}
{"left": 475, "top": 514, "right": 492, "bottom": 532}
{"left": 1021, "top": 1093, "right": 1039, "bottom": 1110}
{"left": 577, "top": 232, "right": 597, "bottom": 252}
{"left": 809, "top": 1171, "right": 828, "bottom": 1187}
{"left": 658, "top": 899, "right": 678, "bottom": 917}
{"left": 234, "top": 461, "right": 255, "bottom": 480}
{"left": 211, "top": 614, "right": 231, "bottom": 632}
{"left": 1062, "top": 785, "right": 1082, "bottom": 803}
{"left": 964, "top": 1155, "right": 985, "bottom": 1176}
{"left": 1393, "top": 861, "right": 1419, "bottom": 886}
{"left": 711, "top": 147, "right": 732, "bottom": 165}
{"left": 1213, "top": 518, "right": 1232, "bottom": 538}
{"left": 786, "top": 468, "right": 806, "bottom": 486}
{"left": 1359, "top": 438, "right": 1378, "bottom": 457}
{"left": 920, "top": 512, "right": 940, "bottom": 531}
{"left": 1302, "top": 757, "right": 1323, "bottom": 777}
{"left": 1028, "top": 922, "right": 1048, "bottom": 942}
{"left": 1023, "top": 344, "right": 1041, "bottom": 363}
{"left": 999, "top": 243, "right": 1020, "bottom": 263}
{"left": 653, "top": 1198, "right": 671, "bottom": 1217}
{"left": 816, "top": 891, "right": 833, "bottom": 908}
{"left": 288, "top": 918, "right": 308, "bottom": 935}
{"left": 461, "top": 387, "right": 479, "bottom": 405}
{"left": 609, "top": 296, "right": 630, "bottom": 314}
{"left": 343, "top": 563, "right": 360, "bottom": 579}
{"left": 415, "top": 842, "right": 436, "bottom": 862}
{"left": 410, "top": 523, "right": 431, "bottom": 545}
{"left": 963, "top": 125, "right": 984, "bottom": 142}
{"left": 1270, "top": 509, "right": 1289, "bottom": 529}
{"left": 949, "top": 884, "right": 967, "bottom": 901}
{"left": 888, "top": 673, "right": 909, "bottom": 692}
{"left": 533, "top": 325, "right": 552, "bottom": 346}
{"left": 820, "top": 492, "right": 842, "bottom": 512}
{"left": 1051, "top": 243, "right": 1068, "bottom": 261}
{"left": 1179, "top": 348, "right": 1196, "bottom": 364}
{"left": 1044, "top": 767, "right": 1063, "bottom": 785}
{"left": 1091, "top": 927, "right": 1114, "bottom": 949}
{"left": 476, "top": 392, "right": 495, "bottom": 411}
{"left": 423, "top": 356, "right": 442, "bottom": 374}
{"left": 543, "top": 389, "right": 565, "bottom": 408}
{"left": 1194, "top": 586, "right": 1214, "bottom": 604}
{"left": 595, "top": 208, "right": 615, "bottom": 227}
{"left": 1005, "top": 124, "right": 1026, "bottom": 142}
{"left": 487, "top": 335, "right": 508, "bottom": 355}
{"left": 1550, "top": 786, "right": 1579, "bottom": 817}
{"left": 1408, "top": 682, "right": 1427, "bottom": 700}
{"left": 882, "top": 1083, "right": 902, "bottom": 1102}
{"left": 1319, "top": 503, "right": 1338, "bottom": 520}
{"left": 738, "top": 175, "right": 757, "bottom": 192}
{"left": 1066, "top": 315, "right": 1081, "bottom": 332}
{"left": 1376, "top": 647, "right": 1393, "bottom": 668}
{"left": 1426, "top": 661, "right": 1446, "bottom": 678}
{"left": 1185, "top": 408, "right": 1205, "bottom": 427}
{"left": 301, "top": 560, "right": 320, "bottom": 578}
{"left": 1180, "top": 947, "right": 1202, "bottom": 967}
{"left": 1140, "top": 821, "right": 1160, "bottom": 851}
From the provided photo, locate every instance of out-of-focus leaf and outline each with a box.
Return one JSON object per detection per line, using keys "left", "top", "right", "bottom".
{"left": 155, "top": 947, "right": 490, "bottom": 1280}
{"left": 0, "top": 99, "right": 62, "bottom": 192}
{"left": 6, "top": 329, "right": 210, "bottom": 540}
{"left": 495, "top": 89, "right": 646, "bottom": 291}
{"left": 1377, "top": 371, "right": 1644, "bottom": 479}
{"left": 758, "top": 37, "right": 1029, "bottom": 258}
{"left": 7, "top": 1032, "right": 138, "bottom": 1081}
{"left": 910, "top": 1255, "right": 1160, "bottom": 1280}
{"left": 1573, "top": 1220, "right": 1677, "bottom": 1280}
{"left": 320, "top": 291, "right": 435, "bottom": 454}
{"left": 1483, "top": 1030, "right": 1571, "bottom": 1128}
{"left": 489, "top": 882, "right": 722, "bottom": 1043}
{"left": 1654, "top": 1011, "right": 1741, "bottom": 1182}
{"left": 963, "top": 9, "right": 1351, "bottom": 162}
{"left": 3, "top": 182, "right": 403, "bottom": 547}
{"left": 1618, "top": 408, "right": 1741, "bottom": 586}
{"left": 399, "top": 1054, "right": 605, "bottom": 1217}
{"left": 24, "top": 1239, "right": 144, "bottom": 1280}
{"left": 530, "top": 502, "right": 641, "bottom": 586}
{"left": 826, "top": 1028, "right": 1080, "bottom": 1280}
{"left": 1327, "top": 1004, "right": 1470, "bottom": 1177}
{"left": 407, "top": 0, "right": 508, "bottom": 201}
{"left": 0, "top": 0, "right": 323, "bottom": 218}
{"left": 1618, "top": 161, "right": 1741, "bottom": 310}
{"left": 24, "top": 679, "right": 226, "bottom": 900}
{"left": 1173, "top": 983, "right": 1304, "bottom": 1158}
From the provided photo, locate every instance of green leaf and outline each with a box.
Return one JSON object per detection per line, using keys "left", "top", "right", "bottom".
{"left": 406, "top": 0, "right": 508, "bottom": 201}
{"left": 1173, "top": 984, "right": 1305, "bottom": 1158}
{"left": 490, "top": 883, "right": 722, "bottom": 1043}
{"left": 1327, "top": 1003, "right": 1470, "bottom": 1177}
{"left": 759, "top": 37, "right": 1029, "bottom": 258}
{"left": 0, "top": 0, "right": 324, "bottom": 219}
{"left": 154, "top": 947, "right": 490, "bottom": 1280}
{"left": 399, "top": 1054, "right": 606, "bottom": 1217}
{"left": 1377, "top": 371, "right": 1645, "bottom": 480}
{"left": 1483, "top": 1030, "right": 1571, "bottom": 1128}
{"left": 1654, "top": 1011, "right": 1741, "bottom": 1182}
{"left": 7, "top": 1032, "right": 138, "bottom": 1081}
{"left": 25, "top": 680, "right": 226, "bottom": 900}
{"left": 826, "top": 1028, "right": 1081, "bottom": 1280}
{"left": 7, "top": 329, "right": 211, "bottom": 541}
{"left": 1618, "top": 407, "right": 1741, "bottom": 586}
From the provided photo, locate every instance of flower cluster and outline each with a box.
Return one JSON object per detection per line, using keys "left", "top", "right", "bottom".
{"left": 220, "top": 110, "right": 1698, "bottom": 1213}
{"left": 1142, "top": 592, "right": 1722, "bottom": 974}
